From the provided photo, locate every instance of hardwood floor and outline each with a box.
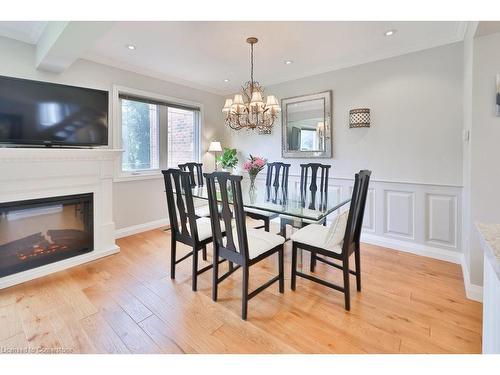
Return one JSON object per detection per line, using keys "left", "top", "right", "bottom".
{"left": 0, "top": 225, "right": 482, "bottom": 353}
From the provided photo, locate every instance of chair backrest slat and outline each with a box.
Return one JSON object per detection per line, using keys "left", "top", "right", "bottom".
{"left": 299, "top": 163, "right": 331, "bottom": 210}
{"left": 299, "top": 163, "right": 331, "bottom": 194}
{"left": 265, "top": 162, "right": 290, "bottom": 190}
{"left": 178, "top": 162, "right": 204, "bottom": 187}
{"left": 354, "top": 170, "right": 372, "bottom": 245}
{"left": 204, "top": 172, "right": 249, "bottom": 262}
{"left": 265, "top": 162, "right": 291, "bottom": 204}
{"left": 342, "top": 170, "right": 371, "bottom": 257}
{"left": 162, "top": 169, "right": 199, "bottom": 242}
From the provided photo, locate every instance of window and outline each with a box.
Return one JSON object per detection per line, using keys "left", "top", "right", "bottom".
{"left": 167, "top": 107, "right": 200, "bottom": 168}
{"left": 121, "top": 99, "right": 160, "bottom": 172}
{"left": 118, "top": 90, "right": 201, "bottom": 178}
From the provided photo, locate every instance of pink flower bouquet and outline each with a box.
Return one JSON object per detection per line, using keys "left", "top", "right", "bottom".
{"left": 243, "top": 155, "right": 267, "bottom": 184}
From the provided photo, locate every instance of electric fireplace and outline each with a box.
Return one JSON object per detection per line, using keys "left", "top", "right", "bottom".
{"left": 0, "top": 193, "right": 93, "bottom": 277}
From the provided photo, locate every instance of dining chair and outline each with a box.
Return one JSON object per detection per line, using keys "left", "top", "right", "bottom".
{"left": 178, "top": 162, "right": 204, "bottom": 187}
{"left": 245, "top": 162, "right": 290, "bottom": 232}
{"left": 279, "top": 163, "right": 331, "bottom": 237}
{"left": 162, "top": 168, "right": 224, "bottom": 290}
{"left": 178, "top": 162, "right": 212, "bottom": 218}
{"left": 204, "top": 171, "right": 285, "bottom": 320}
{"left": 290, "top": 170, "right": 371, "bottom": 310}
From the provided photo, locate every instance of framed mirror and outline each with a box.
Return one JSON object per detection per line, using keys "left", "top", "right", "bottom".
{"left": 281, "top": 90, "right": 332, "bottom": 158}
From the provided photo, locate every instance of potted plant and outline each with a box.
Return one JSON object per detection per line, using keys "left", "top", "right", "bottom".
{"left": 216, "top": 148, "right": 238, "bottom": 172}
{"left": 243, "top": 155, "right": 267, "bottom": 190}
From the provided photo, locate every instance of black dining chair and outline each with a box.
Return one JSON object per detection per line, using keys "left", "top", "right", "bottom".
{"left": 162, "top": 168, "right": 224, "bottom": 291}
{"left": 245, "top": 162, "right": 290, "bottom": 232}
{"left": 290, "top": 170, "right": 371, "bottom": 310}
{"left": 178, "top": 162, "right": 212, "bottom": 218}
{"left": 279, "top": 163, "right": 331, "bottom": 237}
{"left": 178, "top": 162, "right": 204, "bottom": 187}
{"left": 204, "top": 172, "right": 285, "bottom": 320}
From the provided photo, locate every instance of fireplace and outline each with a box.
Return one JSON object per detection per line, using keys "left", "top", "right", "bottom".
{"left": 0, "top": 193, "right": 93, "bottom": 277}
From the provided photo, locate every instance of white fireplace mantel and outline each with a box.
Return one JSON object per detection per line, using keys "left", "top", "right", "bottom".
{"left": 0, "top": 147, "right": 123, "bottom": 289}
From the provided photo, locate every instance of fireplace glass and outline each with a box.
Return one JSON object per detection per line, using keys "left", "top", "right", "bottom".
{"left": 0, "top": 193, "right": 93, "bottom": 277}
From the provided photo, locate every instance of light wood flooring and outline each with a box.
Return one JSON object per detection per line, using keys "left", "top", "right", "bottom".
{"left": 0, "top": 225, "right": 482, "bottom": 353}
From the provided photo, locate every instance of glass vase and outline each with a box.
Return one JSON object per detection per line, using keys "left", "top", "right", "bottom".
{"left": 249, "top": 174, "right": 257, "bottom": 191}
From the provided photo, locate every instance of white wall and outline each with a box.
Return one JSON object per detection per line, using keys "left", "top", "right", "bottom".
{"left": 467, "top": 32, "right": 500, "bottom": 286}
{"left": 0, "top": 36, "right": 226, "bottom": 231}
{"left": 227, "top": 43, "right": 464, "bottom": 186}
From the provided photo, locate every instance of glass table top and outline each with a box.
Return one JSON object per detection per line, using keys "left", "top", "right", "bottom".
{"left": 186, "top": 178, "right": 350, "bottom": 221}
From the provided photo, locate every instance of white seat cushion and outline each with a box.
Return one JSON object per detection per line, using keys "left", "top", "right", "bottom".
{"left": 226, "top": 227, "right": 285, "bottom": 259}
{"left": 290, "top": 210, "right": 349, "bottom": 254}
{"left": 193, "top": 217, "right": 225, "bottom": 241}
{"left": 247, "top": 228, "right": 285, "bottom": 259}
{"left": 194, "top": 205, "right": 211, "bottom": 217}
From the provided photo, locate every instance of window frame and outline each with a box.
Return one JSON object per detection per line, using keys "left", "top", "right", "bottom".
{"left": 112, "top": 85, "right": 203, "bottom": 182}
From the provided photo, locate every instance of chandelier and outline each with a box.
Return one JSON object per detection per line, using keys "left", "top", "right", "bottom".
{"left": 222, "top": 37, "right": 281, "bottom": 134}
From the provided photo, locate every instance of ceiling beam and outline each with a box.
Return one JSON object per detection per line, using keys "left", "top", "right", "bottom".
{"left": 35, "top": 21, "right": 115, "bottom": 73}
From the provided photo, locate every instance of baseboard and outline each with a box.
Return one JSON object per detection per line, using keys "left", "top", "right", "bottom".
{"left": 115, "top": 218, "right": 169, "bottom": 239}
{"left": 460, "top": 256, "right": 483, "bottom": 302}
{"left": 361, "top": 233, "right": 463, "bottom": 264}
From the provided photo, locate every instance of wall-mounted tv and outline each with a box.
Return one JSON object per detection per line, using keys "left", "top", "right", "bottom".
{"left": 0, "top": 75, "right": 108, "bottom": 147}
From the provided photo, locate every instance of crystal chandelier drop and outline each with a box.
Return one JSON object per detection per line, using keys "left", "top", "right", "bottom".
{"left": 222, "top": 37, "right": 281, "bottom": 134}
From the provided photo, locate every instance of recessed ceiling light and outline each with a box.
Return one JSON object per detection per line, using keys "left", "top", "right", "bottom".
{"left": 126, "top": 44, "right": 136, "bottom": 50}
{"left": 384, "top": 29, "right": 397, "bottom": 36}
{"left": 284, "top": 60, "right": 293, "bottom": 65}
{"left": 223, "top": 79, "right": 230, "bottom": 82}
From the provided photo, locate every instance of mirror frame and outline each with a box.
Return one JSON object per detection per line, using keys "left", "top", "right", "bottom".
{"left": 281, "top": 90, "right": 332, "bottom": 158}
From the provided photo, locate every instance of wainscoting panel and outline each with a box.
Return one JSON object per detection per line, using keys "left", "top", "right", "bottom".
{"left": 363, "top": 189, "right": 376, "bottom": 232}
{"left": 426, "top": 193, "right": 457, "bottom": 248}
{"left": 384, "top": 190, "right": 415, "bottom": 239}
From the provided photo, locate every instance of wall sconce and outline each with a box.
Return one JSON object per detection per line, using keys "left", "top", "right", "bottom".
{"left": 349, "top": 108, "right": 371, "bottom": 128}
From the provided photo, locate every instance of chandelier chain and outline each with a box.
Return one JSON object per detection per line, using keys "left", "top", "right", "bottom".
{"left": 250, "top": 42, "right": 254, "bottom": 85}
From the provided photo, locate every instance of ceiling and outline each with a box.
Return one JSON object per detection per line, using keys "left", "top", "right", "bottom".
{"left": 0, "top": 21, "right": 46, "bottom": 44}
{"left": 0, "top": 21, "right": 468, "bottom": 95}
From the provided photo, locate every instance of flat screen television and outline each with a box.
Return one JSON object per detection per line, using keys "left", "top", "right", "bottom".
{"left": 0, "top": 75, "right": 108, "bottom": 147}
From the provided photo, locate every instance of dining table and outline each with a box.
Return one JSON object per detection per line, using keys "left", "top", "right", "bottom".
{"left": 188, "top": 176, "right": 351, "bottom": 228}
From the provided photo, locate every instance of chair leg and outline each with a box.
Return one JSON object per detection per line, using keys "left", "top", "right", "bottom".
{"left": 354, "top": 243, "right": 361, "bottom": 292}
{"left": 242, "top": 266, "right": 249, "bottom": 320}
{"left": 170, "top": 236, "right": 177, "bottom": 279}
{"left": 291, "top": 242, "right": 297, "bottom": 291}
{"left": 310, "top": 252, "right": 316, "bottom": 272}
{"left": 202, "top": 245, "right": 207, "bottom": 261}
{"left": 278, "top": 246, "right": 284, "bottom": 293}
{"left": 279, "top": 220, "right": 287, "bottom": 238}
{"left": 343, "top": 257, "right": 351, "bottom": 311}
{"left": 192, "top": 245, "right": 199, "bottom": 291}
{"left": 264, "top": 217, "right": 270, "bottom": 232}
{"left": 212, "top": 244, "right": 219, "bottom": 301}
